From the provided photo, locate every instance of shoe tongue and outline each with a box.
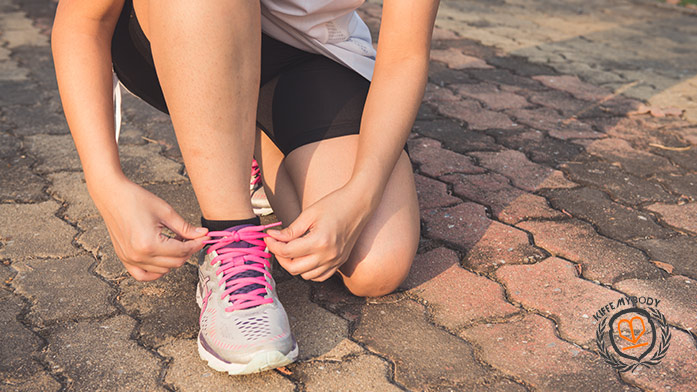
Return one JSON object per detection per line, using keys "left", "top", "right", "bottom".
{"left": 219, "top": 224, "right": 266, "bottom": 302}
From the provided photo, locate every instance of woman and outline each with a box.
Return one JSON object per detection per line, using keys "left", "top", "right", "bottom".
{"left": 52, "top": 0, "right": 438, "bottom": 375}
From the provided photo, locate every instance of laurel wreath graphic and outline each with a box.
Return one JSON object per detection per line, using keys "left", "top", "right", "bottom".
{"left": 595, "top": 307, "right": 671, "bottom": 373}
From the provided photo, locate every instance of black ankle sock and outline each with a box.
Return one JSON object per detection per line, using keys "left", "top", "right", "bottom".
{"left": 201, "top": 216, "right": 261, "bottom": 232}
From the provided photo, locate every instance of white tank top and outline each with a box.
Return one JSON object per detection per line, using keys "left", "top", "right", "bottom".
{"left": 260, "top": 0, "right": 377, "bottom": 81}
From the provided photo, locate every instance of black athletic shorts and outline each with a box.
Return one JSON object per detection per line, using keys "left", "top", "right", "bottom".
{"left": 111, "top": 0, "right": 407, "bottom": 157}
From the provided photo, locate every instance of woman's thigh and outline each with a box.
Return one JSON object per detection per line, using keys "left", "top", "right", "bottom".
{"left": 259, "top": 133, "right": 420, "bottom": 297}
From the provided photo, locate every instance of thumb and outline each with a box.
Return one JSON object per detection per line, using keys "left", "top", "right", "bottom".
{"left": 267, "top": 210, "right": 313, "bottom": 242}
{"left": 161, "top": 207, "right": 208, "bottom": 240}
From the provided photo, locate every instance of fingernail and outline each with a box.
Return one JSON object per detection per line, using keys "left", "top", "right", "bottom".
{"left": 195, "top": 227, "right": 207, "bottom": 234}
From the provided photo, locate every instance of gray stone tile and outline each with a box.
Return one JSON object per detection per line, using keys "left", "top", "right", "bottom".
{"left": 0, "top": 289, "right": 43, "bottom": 384}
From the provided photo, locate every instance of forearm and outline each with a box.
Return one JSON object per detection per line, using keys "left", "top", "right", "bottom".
{"left": 52, "top": 0, "right": 125, "bottom": 194}
{"left": 349, "top": 55, "right": 428, "bottom": 209}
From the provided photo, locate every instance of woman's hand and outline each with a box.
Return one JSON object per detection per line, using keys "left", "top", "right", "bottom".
{"left": 90, "top": 176, "right": 208, "bottom": 281}
{"left": 264, "top": 182, "right": 376, "bottom": 282}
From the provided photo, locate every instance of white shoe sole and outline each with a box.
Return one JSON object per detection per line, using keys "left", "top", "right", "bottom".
{"left": 252, "top": 206, "right": 274, "bottom": 216}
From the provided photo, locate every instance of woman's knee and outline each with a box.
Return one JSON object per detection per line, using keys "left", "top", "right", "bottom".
{"left": 340, "top": 241, "right": 417, "bottom": 298}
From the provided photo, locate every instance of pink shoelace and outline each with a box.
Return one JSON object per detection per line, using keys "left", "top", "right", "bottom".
{"left": 250, "top": 159, "right": 262, "bottom": 187}
{"left": 203, "top": 222, "right": 281, "bottom": 311}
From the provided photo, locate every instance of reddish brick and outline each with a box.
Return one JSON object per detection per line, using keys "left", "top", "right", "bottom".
{"left": 489, "top": 128, "right": 585, "bottom": 166}
{"left": 412, "top": 119, "right": 501, "bottom": 153}
{"left": 454, "top": 83, "right": 529, "bottom": 110}
{"left": 585, "top": 138, "right": 677, "bottom": 178}
{"left": 646, "top": 202, "right": 697, "bottom": 235}
{"left": 621, "top": 329, "right": 697, "bottom": 392}
{"left": 408, "top": 137, "right": 484, "bottom": 177}
{"left": 614, "top": 275, "right": 697, "bottom": 333}
{"left": 517, "top": 220, "right": 662, "bottom": 284}
{"left": 422, "top": 203, "right": 544, "bottom": 273}
{"left": 460, "top": 313, "right": 633, "bottom": 391}
{"left": 507, "top": 107, "right": 602, "bottom": 139}
{"left": 401, "top": 248, "right": 519, "bottom": 330}
{"left": 430, "top": 48, "right": 492, "bottom": 69}
{"left": 438, "top": 98, "right": 518, "bottom": 130}
{"left": 414, "top": 174, "right": 460, "bottom": 210}
{"left": 470, "top": 150, "right": 576, "bottom": 191}
{"left": 423, "top": 83, "right": 459, "bottom": 103}
{"left": 495, "top": 257, "right": 624, "bottom": 346}
{"left": 532, "top": 75, "right": 610, "bottom": 101}
{"left": 441, "top": 172, "right": 563, "bottom": 224}
{"left": 523, "top": 89, "right": 590, "bottom": 117}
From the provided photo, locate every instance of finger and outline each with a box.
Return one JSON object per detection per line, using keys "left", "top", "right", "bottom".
{"left": 300, "top": 264, "right": 335, "bottom": 281}
{"left": 154, "top": 235, "right": 207, "bottom": 258}
{"left": 160, "top": 206, "right": 208, "bottom": 240}
{"left": 265, "top": 234, "right": 315, "bottom": 260}
{"left": 277, "top": 254, "right": 321, "bottom": 276}
{"left": 141, "top": 255, "right": 190, "bottom": 269}
{"left": 124, "top": 264, "right": 166, "bottom": 281}
{"left": 266, "top": 210, "right": 314, "bottom": 242}
{"left": 309, "top": 267, "right": 339, "bottom": 282}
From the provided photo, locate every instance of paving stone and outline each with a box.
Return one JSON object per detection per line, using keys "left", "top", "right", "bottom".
{"left": 423, "top": 83, "right": 460, "bottom": 103}
{"left": 278, "top": 278, "right": 349, "bottom": 361}
{"left": 401, "top": 247, "right": 519, "bottom": 329}
{"left": 0, "top": 131, "right": 21, "bottom": 159}
{"left": 487, "top": 128, "right": 585, "bottom": 166}
{"left": 0, "top": 289, "right": 43, "bottom": 384}
{"left": 454, "top": 82, "right": 529, "bottom": 110}
{"left": 428, "top": 61, "right": 480, "bottom": 85}
{"left": 408, "top": 137, "right": 484, "bottom": 177}
{"left": 24, "top": 134, "right": 80, "bottom": 173}
{"left": 11, "top": 256, "right": 114, "bottom": 327}
{"left": 430, "top": 48, "right": 492, "bottom": 69}
{"left": 0, "top": 155, "right": 48, "bottom": 203}
{"left": 0, "top": 80, "right": 39, "bottom": 106}
{"left": 496, "top": 257, "right": 625, "bottom": 346}
{"left": 460, "top": 313, "right": 634, "bottom": 391}
{"left": 506, "top": 107, "right": 602, "bottom": 139}
{"left": 442, "top": 172, "right": 563, "bottom": 224}
{"left": 0, "top": 201, "right": 79, "bottom": 259}
{"left": 621, "top": 328, "right": 697, "bottom": 392}
{"left": 119, "top": 143, "right": 186, "bottom": 184}
{"left": 466, "top": 68, "right": 546, "bottom": 91}
{"left": 437, "top": 97, "right": 518, "bottom": 130}
{"left": 143, "top": 182, "right": 202, "bottom": 228}
{"left": 352, "top": 299, "right": 497, "bottom": 391}
{"left": 646, "top": 202, "right": 697, "bottom": 235}
{"left": 1, "top": 104, "right": 68, "bottom": 136}
{"left": 522, "top": 89, "right": 591, "bottom": 117}
{"left": 45, "top": 315, "right": 164, "bottom": 391}
{"left": 1, "top": 372, "right": 61, "bottom": 392}
{"left": 412, "top": 119, "right": 501, "bottom": 153}
{"left": 545, "top": 187, "right": 674, "bottom": 241}
{"left": 533, "top": 75, "right": 611, "bottom": 101}
{"left": 485, "top": 55, "right": 557, "bottom": 77}
{"left": 470, "top": 149, "right": 576, "bottom": 191}
{"left": 76, "top": 217, "right": 126, "bottom": 280}
{"left": 422, "top": 203, "right": 544, "bottom": 273}
{"left": 47, "top": 171, "right": 98, "bottom": 222}
{"left": 118, "top": 264, "right": 198, "bottom": 348}
{"left": 561, "top": 160, "right": 675, "bottom": 206}
{"left": 518, "top": 220, "right": 662, "bottom": 284}
{"left": 584, "top": 137, "right": 677, "bottom": 178}
{"left": 655, "top": 172, "right": 697, "bottom": 201}
{"left": 414, "top": 174, "right": 460, "bottom": 210}
{"left": 158, "top": 338, "right": 295, "bottom": 391}
{"left": 631, "top": 236, "right": 697, "bottom": 280}
{"left": 614, "top": 275, "right": 697, "bottom": 333}
{"left": 291, "top": 354, "right": 401, "bottom": 392}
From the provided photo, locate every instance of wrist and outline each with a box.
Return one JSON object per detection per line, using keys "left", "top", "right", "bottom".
{"left": 344, "top": 175, "right": 384, "bottom": 212}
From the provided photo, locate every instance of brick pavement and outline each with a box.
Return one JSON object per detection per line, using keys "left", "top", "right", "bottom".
{"left": 2, "top": 0, "right": 697, "bottom": 390}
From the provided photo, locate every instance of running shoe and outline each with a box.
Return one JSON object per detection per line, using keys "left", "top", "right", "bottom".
{"left": 250, "top": 159, "right": 273, "bottom": 216}
{"left": 196, "top": 222, "right": 297, "bottom": 375}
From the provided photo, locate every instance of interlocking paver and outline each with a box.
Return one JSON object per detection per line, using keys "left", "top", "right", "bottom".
{"left": 12, "top": 256, "right": 115, "bottom": 327}
{"left": 506, "top": 107, "right": 602, "bottom": 140}
{"left": 118, "top": 264, "right": 198, "bottom": 348}
{"left": 460, "top": 313, "right": 635, "bottom": 391}
{"left": 1, "top": 372, "right": 61, "bottom": 392}
{"left": 0, "top": 201, "right": 79, "bottom": 259}
{"left": 655, "top": 172, "right": 697, "bottom": 201}
{"left": 408, "top": 137, "right": 484, "bottom": 177}
{"left": 402, "top": 247, "right": 519, "bottom": 329}
{"left": 0, "top": 289, "right": 44, "bottom": 385}
{"left": 561, "top": 159, "right": 675, "bottom": 206}
{"left": 23, "top": 134, "right": 81, "bottom": 174}
{"left": 545, "top": 187, "right": 674, "bottom": 241}
{"left": 0, "top": 155, "right": 48, "bottom": 203}
{"left": 584, "top": 137, "right": 677, "bottom": 178}
{"left": 412, "top": 118, "right": 501, "bottom": 153}
{"left": 45, "top": 315, "right": 164, "bottom": 391}
{"left": 614, "top": 275, "right": 697, "bottom": 334}
{"left": 159, "top": 338, "right": 295, "bottom": 391}
{"left": 437, "top": 97, "right": 518, "bottom": 130}
{"left": 352, "top": 299, "right": 508, "bottom": 391}
{"left": 76, "top": 217, "right": 126, "bottom": 280}
{"left": 487, "top": 128, "right": 585, "bottom": 166}
{"left": 47, "top": 171, "right": 99, "bottom": 222}
{"left": 621, "top": 328, "right": 697, "bottom": 392}
{"left": 291, "top": 354, "right": 401, "bottom": 392}
{"left": 454, "top": 82, "right": 529, "bottom": 110}
{"left": 422, "top": 202, "right": 545, "bottom": 272}
{"left": 646, "top": 202, "right": 697, "bottom": 235}
{"left": 630, "top": 236, "right": 697, "bottom": 280}
{"left": 532, "top": 75, "right": 610, "bottom": 102}
{"left": 441, "top": 172, "right": 563, "bottom": 224}
{"left": 517, "top": 220, "right": 663, "bottom": 284}
{"left": 470, "top": 149, "right": 576, "bottom": 191}
{"left": 413, "top": 174, "right": 460, "bottom": 210}
{"left": 430, "top": 48, "right": 492, "bottom": 70}
{"left": 495, "top": 257, "right": 624, "bottom": 346}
